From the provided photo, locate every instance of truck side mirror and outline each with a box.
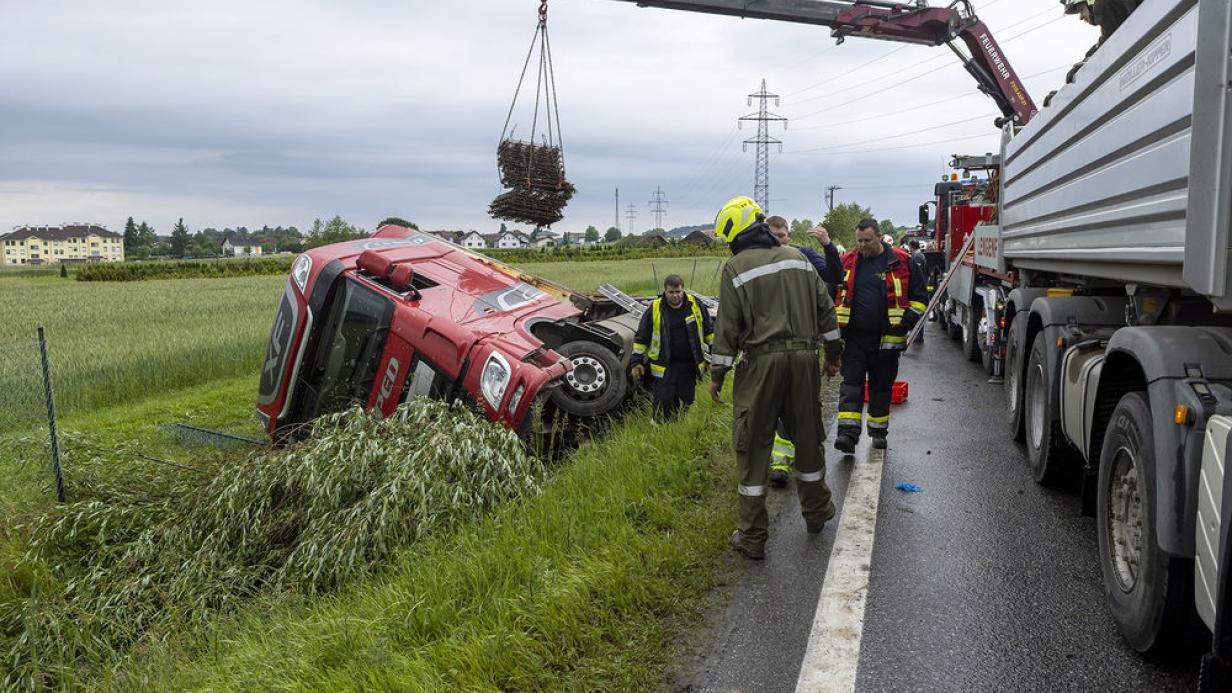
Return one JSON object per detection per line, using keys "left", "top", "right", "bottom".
{"left": 918, "top": 204, "right": 930, "bottom": 226}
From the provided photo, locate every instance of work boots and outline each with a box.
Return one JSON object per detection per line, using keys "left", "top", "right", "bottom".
{"left": 834, "top": 434, "right": 856, "bottom": 454}
{"left": 871, "top": 437, "right": 888, "bottom": 450}
{"left": 730, "top": 530, "right": 765, "bottom": 560}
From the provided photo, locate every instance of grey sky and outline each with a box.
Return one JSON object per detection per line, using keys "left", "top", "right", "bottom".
{"left": 0, "top": 1, "right": 1098, "bottom": 236}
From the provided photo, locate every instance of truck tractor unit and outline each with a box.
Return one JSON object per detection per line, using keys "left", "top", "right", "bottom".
{"left": 256, "top": 224, "right": 658, "bottom": 443}
{"left": 916, "top": 0, "right": 1232, "bottom": 675}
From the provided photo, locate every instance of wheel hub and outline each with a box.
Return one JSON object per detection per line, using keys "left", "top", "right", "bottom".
{"left": 1108, "top": 446, "right": 1145, "bottom": 592}
{"left": 1027, "top": 362, "right": 1045, "bottom": 449}
{"left": 564, "top": 355, "right": 607, "bottom": 400}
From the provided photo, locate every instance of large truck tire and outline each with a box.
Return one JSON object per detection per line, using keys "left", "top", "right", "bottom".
{"left": 961, "top": 301, "right": 981, "bottom": 362}
{"left": 1024, "top": 332, "right": 1074, "bottom": 485}
{"left": 1004, "top": 320, "right": 1027, "bottom": 441}
{"left": 549, "top": 340, "right": 628, "bottom": 417}
{"left": 1096, "top": 392, "right": 1192, "bottom": 653}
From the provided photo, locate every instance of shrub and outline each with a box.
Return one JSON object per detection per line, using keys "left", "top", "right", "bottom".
{"left": 76, "top": 257, "right": 294, "bottom": 282}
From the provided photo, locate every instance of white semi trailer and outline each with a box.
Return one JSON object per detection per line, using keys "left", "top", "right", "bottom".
{"left": 947, "top": 0, "right": 1232, "bottom": 683}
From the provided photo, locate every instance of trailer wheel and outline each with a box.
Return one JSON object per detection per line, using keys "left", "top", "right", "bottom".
{"left": 961, "top": 301, "right": 981, "bottom": 362}
{"left": 1097, "top": 392, "right": 1192, "bottom": 653}
{"left": 1004, "top": 320, "right": 1026, "bottom": 441}
{"left": 1024, "top": 332, "right": 1073, "bottom": 485}
{"left": 549, "top": 340, "right": 628, "bottom": 417}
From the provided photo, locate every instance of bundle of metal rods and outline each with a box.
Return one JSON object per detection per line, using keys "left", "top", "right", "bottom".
{"left": 489, "top": 138, "right": 574, "bottom": 227}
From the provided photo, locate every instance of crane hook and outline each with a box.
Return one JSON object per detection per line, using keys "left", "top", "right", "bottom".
{"left": 538, "top": 0, "right": 548, "bottom": 27}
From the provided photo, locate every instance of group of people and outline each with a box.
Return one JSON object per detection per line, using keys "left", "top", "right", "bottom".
{"left": 629, "top": 197, "right": 928, "bottom": 559}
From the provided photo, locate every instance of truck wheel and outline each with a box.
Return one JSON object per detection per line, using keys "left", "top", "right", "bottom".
{"left": 1004, "top": 322, "right": 1026, "bottom": 440}
{"left": 947, "top": 304, "right": 963, "bottom": 340}
{"left": 961, "top": 301, "right": 981, "bottom": 362}
{"left": 1024, "top": 332, "right": 1073, "bottom": 485}
{"left": 1096, "top": 392, "right": 1192, "bottom": 653}
{"left": 549, "top": 340, "right": 628, "bottom": 417}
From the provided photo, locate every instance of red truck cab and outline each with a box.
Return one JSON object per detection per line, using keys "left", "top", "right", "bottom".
{"left": 256, "top": 224, "right": 643, "bottom": 441}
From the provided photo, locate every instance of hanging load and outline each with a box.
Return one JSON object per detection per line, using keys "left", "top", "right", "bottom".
{"left": 489, "top": 0, "right": 574, "bottom": 228}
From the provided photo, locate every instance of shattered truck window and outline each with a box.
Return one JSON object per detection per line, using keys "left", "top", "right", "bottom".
{"left": 291, "top": 279, "right": 393, "bottom": 424}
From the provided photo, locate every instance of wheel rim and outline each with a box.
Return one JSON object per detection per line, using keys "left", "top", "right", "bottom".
{"left": 564, "top": 355, "right": 608, "bottom": 400}
{"left": 1107, "top": 445, "right": 1145, "bottom": 593}
{"left": 962, "top": 308, "right": 971, "bottom": 344}
{"left": 1027, "top": 360, "right": 1045, "bottom": 450}
{"left": 977, "top": 315, "right": 990, "bottom": 349}
{"left": 1007, "top": 345, "right": 1019, "bottom": 411}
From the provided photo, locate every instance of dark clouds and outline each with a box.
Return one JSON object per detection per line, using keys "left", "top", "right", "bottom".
{"left": 0, "top": 1, "right": 1097, "bottom": 234}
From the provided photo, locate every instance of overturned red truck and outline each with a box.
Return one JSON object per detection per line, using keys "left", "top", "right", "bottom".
{"left": 256, "top": 224, "right": 661, "bottom": 441}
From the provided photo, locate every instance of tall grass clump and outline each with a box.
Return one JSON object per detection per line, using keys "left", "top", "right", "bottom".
{"left": 3, "top": 400, "right": 544, "bottom": 689}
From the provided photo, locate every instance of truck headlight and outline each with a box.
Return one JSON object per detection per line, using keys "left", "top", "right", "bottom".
{"left": 291, "top": 254, "right": 312, "bottom": 294}
{"left": 480, "top": 352, "right": 511, "bottom": 410}
{"left": 507, "top": 384, "right": 525, "bottom": 415}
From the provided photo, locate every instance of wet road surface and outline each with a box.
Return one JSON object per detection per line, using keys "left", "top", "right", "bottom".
{"left": 676, "top": 322, "right": 1198, "bottom": 692}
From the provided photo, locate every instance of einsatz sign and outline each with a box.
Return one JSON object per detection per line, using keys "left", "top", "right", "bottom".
{"left": 973, "top": 224, "right": 1004, "bottom": 274}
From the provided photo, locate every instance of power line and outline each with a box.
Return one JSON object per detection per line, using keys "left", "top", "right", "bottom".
{"left": 786, "top": 113, "right": 996, "bottom": 155}
{"left": 784, "top": 8, "right": 1063, "bottom": 118}
{"left": 648, "top": 187, "right": 669, "bottom": 230}
{"left": 739, "top": 78, "right": 788, "bottom": 212}
{"left": 625, "top": 204, "right": 638, "bottom": 236}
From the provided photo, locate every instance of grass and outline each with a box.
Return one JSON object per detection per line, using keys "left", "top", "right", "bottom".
{"left": 523, "top": 256, "right": 727, "bottom": 296}
{"left": 1, "top": 254, "right": 739, "bottom": 691}
{"left": 108, "top": 396, "right": 734, "bottom": 691}
{"left": 0, "top": 272, "right": 286, "bottom": 430}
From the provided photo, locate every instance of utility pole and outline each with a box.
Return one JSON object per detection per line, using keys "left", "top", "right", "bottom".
{"left": 625, "top": 203, "right": 639, "bottom": 236}
{"left": 739, "top": 78, "right": 787, "bottom": 213}
{"left": 648, "top": 187, "right": 669, "bottom": 231}
{"left": 825, "top": 185, "right": 842, "bottom": 213}
{"left": 615, "top": 187, "right": 620, "bottom": 231}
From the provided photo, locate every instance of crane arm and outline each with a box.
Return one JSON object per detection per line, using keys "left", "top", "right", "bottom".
{"left": 610, "top": 0, "right": 1036, "bottom": 125}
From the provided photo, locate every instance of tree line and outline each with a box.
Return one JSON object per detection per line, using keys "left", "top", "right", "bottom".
{"left": 121, "top": 215, "right": 393, "bottom": 260}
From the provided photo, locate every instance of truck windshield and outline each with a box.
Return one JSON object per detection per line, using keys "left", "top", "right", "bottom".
{"left": 289, "top": 278, "right": 393, "bottom": 427}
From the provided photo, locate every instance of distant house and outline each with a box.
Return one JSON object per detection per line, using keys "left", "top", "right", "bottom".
{"left": 1, "top": 224, "right": 124, "bottom": 265}
{"left": 459, "top": 230, "right": 487, "bottom": 249}
{"left": 221, "top": 236, "right": 263, "bottom": 256}
{"left": 681, "top": 229, "right": 716, "bottom": 245}
{"left": 530, "top": 229, "right": 559, "bottom": 248}
{"left": 492, "top": 230, "right": 531, "bottom": 249}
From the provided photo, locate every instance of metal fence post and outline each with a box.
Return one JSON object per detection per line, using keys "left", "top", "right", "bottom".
{"left": 37, "top": 326, "right": 66, "bottom": 503}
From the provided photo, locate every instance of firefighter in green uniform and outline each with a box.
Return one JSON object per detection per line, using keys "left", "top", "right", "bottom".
{"left": 708, "top": 196, "right": 845, "bottom": 560}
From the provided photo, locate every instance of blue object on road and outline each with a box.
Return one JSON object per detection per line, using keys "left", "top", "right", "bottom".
{"left": 896, "top": 483, "right": 923, "bottom": 493}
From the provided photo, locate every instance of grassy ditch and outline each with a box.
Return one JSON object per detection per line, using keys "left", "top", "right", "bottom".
{"left": 3, "top": 400, "right": 545, "bottom": 689}
{"left": 95, "top": 396, "right": 732, "bottom": 690}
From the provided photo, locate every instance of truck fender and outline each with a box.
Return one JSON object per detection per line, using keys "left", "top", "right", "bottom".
{"left": 1100, "top": 326, "right": 1232, "bottom": 558}
{"left": 1003, "top": 289, "right": 1047, "bottom": 386}
{"left": 1027, "top": 295, "right": 1132, "bottom": 424}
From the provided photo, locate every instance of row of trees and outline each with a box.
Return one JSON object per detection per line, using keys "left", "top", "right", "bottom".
{"left": 119, "top": 215, "right": 390, "bottom": 260}
{"left": 787, "top": 203, "right": 902, "bottom": 249}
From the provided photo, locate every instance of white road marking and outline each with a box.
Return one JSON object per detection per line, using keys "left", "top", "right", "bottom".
{"left": 795, "top": 447, "right": 886, "bottom": 692}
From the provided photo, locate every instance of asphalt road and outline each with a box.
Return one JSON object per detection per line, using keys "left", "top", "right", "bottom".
{"left": 675, "top": 322, "right": 1199, "bottom": 692}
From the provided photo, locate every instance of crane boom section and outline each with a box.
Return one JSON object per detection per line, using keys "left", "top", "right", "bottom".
{"left": 613, "top": 0, "right": 1037, "bottom": 124}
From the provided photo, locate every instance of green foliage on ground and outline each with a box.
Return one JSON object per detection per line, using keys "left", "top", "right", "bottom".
{"left": 4, "top": 401, "right": 546, "bottom": 689}
{"left": 0, "top": 256, "right": 740, "bottom": 691}
{"left": 109, "top": 397, "right": 733, "bottom": 691}
{"left": 75, "top": 256, "right": 293, "bottom": 282}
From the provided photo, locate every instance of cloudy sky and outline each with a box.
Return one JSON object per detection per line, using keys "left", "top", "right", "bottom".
{"left": 0, "top": 1, "right": 1097, "bottom": 236}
